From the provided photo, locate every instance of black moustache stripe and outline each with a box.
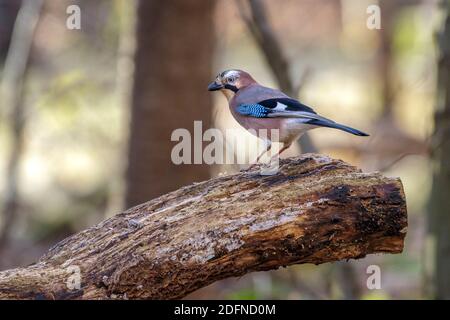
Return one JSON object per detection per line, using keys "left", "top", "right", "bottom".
{"left": 224, "top": 84, "right": 239, "bottom": 92}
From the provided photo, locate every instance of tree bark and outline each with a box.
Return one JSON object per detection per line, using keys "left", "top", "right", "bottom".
{"left": 125, "top": 0, "right": 215, "bottom": 208}
{"left": 0, "top": 154, "right": 407, "bottom": 300}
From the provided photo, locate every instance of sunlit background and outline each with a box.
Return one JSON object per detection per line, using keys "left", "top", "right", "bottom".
{"left": 0, "top": 0, "right": 447, "bottom": 299}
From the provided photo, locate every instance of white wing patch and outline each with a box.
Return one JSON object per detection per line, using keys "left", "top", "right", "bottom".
{"left": 267, "top": 104, "right": 335, "bottom": 123}
{"left": 273, "top": 102, "right": 289, "bottom": 112}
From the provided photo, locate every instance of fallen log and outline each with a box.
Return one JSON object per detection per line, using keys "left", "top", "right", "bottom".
{"left": 0, "top": 154, "right": 407, "bottom": 299}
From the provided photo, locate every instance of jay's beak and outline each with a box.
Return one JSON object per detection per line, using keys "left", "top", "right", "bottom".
{"left": 208, "top": 81, "right": 223, "bottom": 91}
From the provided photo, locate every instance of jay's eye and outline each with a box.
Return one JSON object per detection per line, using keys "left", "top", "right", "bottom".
{"left": 227, "top": 77, "right": 235, "bottom": 83}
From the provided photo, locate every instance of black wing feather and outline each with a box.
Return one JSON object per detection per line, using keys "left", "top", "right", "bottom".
{"left": 258, "top": 98, "right": 316, "bottom": 114}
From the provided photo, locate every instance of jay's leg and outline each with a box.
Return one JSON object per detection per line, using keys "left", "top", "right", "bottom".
{"left": 269, "top": 142, "right": 291, "bottom": 163}
{"left": 256, "top": 140, "right": 272, "bottom": 163}
{"left": 248, "top": 140, "right": 271, "bottom": 170}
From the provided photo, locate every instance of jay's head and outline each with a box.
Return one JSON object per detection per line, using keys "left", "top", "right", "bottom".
{"left": 208, "top": 69, "right": 256, "bottom": 97}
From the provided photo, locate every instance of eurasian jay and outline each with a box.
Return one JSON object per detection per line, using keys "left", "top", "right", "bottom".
{"left": 208, "top": 69, "right": 368, "bottom": 162}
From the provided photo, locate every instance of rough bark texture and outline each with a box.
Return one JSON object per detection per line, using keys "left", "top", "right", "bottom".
{"left": 0, "top": 155, "right": 407, "bottom": 300}
{"left": 125, "top": 0, "right": 215, "bottom": 207}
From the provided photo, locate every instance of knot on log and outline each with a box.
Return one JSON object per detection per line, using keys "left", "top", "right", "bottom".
{"left": 0, "top": 154, "right": 407, "bottom": 300}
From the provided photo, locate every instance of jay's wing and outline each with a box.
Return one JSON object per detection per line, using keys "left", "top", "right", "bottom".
{"left": 236, "top": 98, "right": 369, "bottom": 136}
{"left": 236, "top": 97, "right": 322, "bottom": 120}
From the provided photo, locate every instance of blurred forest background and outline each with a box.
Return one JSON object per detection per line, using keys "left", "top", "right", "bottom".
{"left": 0, "top": 0, "right": 449, "bottom": 299}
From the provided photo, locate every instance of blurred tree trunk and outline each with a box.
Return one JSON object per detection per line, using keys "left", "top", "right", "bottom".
{"left": 104, "top": 0, "right": 136, "bottom": 217}
{"left": 378, "top": 0, "right": 398, "bottom": 118}
{"left": 429, "top": 0, "right": 450, "bottom": 300}
{"left": 125, "top": 0, "right": 215, "bottom": 207}
{"left": 0, "top": 0, "right": 20, "bottom": 58}
{"left": 0, "top": 0, "right": 43, "bottom": 258}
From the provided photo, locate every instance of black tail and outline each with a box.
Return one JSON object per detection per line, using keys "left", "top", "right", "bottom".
{"left": 308, "top": 119, "right": 369, "bottom": 136}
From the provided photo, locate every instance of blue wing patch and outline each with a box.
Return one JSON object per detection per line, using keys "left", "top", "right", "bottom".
{"left": 236, "top": 104, "right": 270, "bottom": 118}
